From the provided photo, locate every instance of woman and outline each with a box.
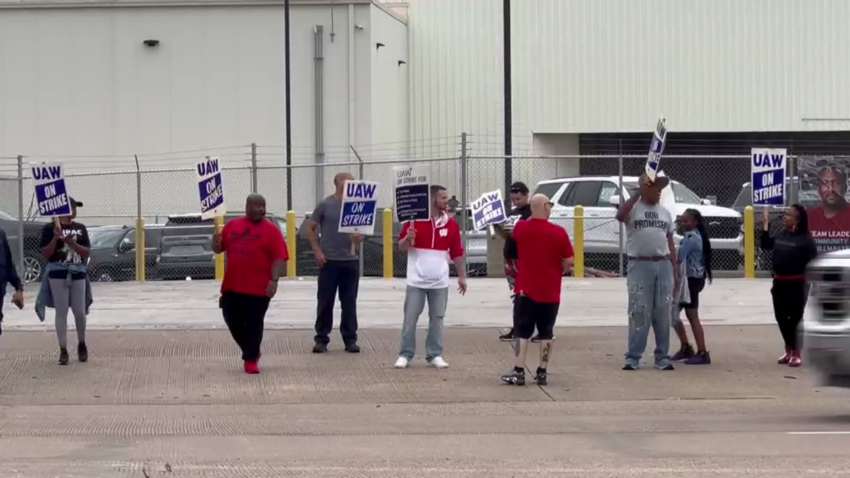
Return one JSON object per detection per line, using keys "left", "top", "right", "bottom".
{"left": 671, "top": 209, "right": 713, "bottom": 365}
{"left": 760, "top": 204, "right": 817, "bottom": 367}
{"left": 39, "top": 198, "right": 91, "bottom": 365}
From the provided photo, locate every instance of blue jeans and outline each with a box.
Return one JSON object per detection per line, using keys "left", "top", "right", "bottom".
{"left": 626, "top": 260, "right": 674, "bottom": 367}
{"left": 399, "top": 286, "right": 448, "bottom": 361}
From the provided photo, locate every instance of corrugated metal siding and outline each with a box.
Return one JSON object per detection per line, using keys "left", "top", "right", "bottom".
{"left": 408, "top": 0, "right": 850, "bottom": 159}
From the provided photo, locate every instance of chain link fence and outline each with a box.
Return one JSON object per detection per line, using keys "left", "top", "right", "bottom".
{"left": 1, "top": 137, "right": 837, "bottom": 285}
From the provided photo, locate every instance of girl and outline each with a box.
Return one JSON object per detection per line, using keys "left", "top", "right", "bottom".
{"left": 760, "top": 204, "right": 817, "bottom": 367}
{"left": 671, "top": 209, "right": 713, "bottom": 364}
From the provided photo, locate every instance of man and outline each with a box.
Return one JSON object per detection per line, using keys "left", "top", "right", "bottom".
{"left": 306, "top": 172, "right": 364, "bottom": 354}
{"left": 616, "top": 174, "right": 678, "bottom": 371}
{"left": 500, "top": 194, "right": 573, "bottom": 386}
{"left": 213, "top": 194, "right": 288, "bottom": 374}
{"left": 493, "top": 181, "right": 533, "bottom": 342}
{"left": 0, "top": 228, "right": 24, "bottom": 335}
{"left": 807, "top": 165, "right": 850, "bottom": 253}
{"left": 394, "top": 185, "right": 467, "bottom": 369}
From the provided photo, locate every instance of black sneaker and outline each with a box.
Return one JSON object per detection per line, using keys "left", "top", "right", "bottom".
{"left": 499, "top": 329, "right": 516, "bottom": 342}
{"left": 58, "top": 348, "right": 69, "bottom": 365}
{"left": 500, "top": 369, "right": 526, "bottom": 386}
{"left": 77, "top": 343, "right": 88, "bottom": 363}
{"left": 534, "top": 369, "right": 548, "bottom": 386}
{"left": 671, "top": 344, "right": 695, "bottom": 362}
{"left": 312, "top": 343, "right": 328, "bottom": 354}
{"left": 344, "top": 343, "right": 361, "bottom": 354}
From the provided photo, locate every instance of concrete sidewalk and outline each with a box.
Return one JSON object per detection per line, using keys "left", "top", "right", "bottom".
{"left": 1, "top": 277, "right": 776, "bottom": 331}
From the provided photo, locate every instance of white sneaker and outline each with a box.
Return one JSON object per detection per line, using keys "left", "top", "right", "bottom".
{"left": 394, "top": 356, "right": 410, "bottom": 369}
{"left": 429, "top": 356, "right": 449, "bottom": 369}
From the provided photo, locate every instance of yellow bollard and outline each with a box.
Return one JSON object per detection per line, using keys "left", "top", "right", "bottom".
{"left": 383, "top": 208, "right": 394, "bottom": 279}
{"left": 214, "top": 216, "right": 225, "bottom": 281}
{"left": 135, "top": 218, "right": 146, "bottom": 282}
{"left": 573, "top": 205, "right": 585, "bottom": 278}
{"left": 286, "top": 210, "right": 297, "bottom": 278}
{"left": 744, "top": 206, "right": 755, "bottom": 279}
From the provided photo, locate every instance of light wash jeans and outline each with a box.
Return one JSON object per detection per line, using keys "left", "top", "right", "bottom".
{"left": 399, "top": 286, "right": 448, "bottom": 361}
{"left": 625, "top": 260, "right": 674, "bottom": 368}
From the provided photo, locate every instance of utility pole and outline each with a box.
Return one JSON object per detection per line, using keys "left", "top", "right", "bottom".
{"left": 502, "top": 0, "right": 513, "bottom": 193}
{"left": 284, "top": 0, "right": 293, "bottom": 210}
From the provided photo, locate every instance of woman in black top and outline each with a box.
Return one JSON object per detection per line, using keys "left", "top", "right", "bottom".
{"left": 39, "top": 198, "right": 91, "bottom": 365}
{"left": 760, "top": 204, "right": 818, "bottom": 368}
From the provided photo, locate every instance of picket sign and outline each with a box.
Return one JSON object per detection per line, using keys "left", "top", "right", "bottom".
{"left": 197, "top": 156, "right": 226, "bottom": 219}
{"left": 32, "top": 163, "right": 72, "bottom": 218}
{"left": 645, "top": 117, "right": 668, "bottom": 182}
{"left": 394, "top": 165, "right": 430, "bottom": 223}
{"left": 750, "top": 148, "right": 787, "bottom": 206}
{"left": 339, "top": 180, "right": 379, "bottom": 235}
{"left": 470, "top": 190, "right": 507, "bottom": 231}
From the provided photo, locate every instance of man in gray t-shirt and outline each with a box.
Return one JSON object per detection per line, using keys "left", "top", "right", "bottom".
{"left": 306, "top": 172, "right": 364, "bottom": 354}
{"left": 616, "top": 174, "right": 679, "bottom": 371}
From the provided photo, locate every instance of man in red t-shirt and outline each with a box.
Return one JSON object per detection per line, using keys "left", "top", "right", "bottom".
{"left": 501, "top": 194, "right": 574, "bottom": 386}
{"left": 213, "top": 194, "right": 289, "bottom": 374}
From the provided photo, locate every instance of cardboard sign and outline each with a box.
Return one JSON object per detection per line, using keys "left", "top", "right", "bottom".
{"left": 471, "top": 190, "right": 507, "bottom": 231}
{"left": 645, "top": 117, "right": 668, "bottom": 181}
{"left": 196, "top": 157, "right": 226, "bottom": 219}
{"left": 394, "top": 165, "right": 430, "bottom": 222}
{"left": 339, "top": 180, "right": 379, "bottom": 235}
{"left": 751, "top": 148, "right": 786, "bottom": 206}
{"left": 32, "top": 163, "right": 72, "bottom": 217}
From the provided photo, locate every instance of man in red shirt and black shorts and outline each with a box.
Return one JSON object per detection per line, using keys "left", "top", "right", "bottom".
{"left": 213, "top": 194, "right": 289, "bottom": 374}
{"left": 501, "top": 194, "right": 574, "bottom": 386}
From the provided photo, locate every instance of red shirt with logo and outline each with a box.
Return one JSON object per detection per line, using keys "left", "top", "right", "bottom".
{"left": 220, "top": 217, "right": 289, "bottom": 296}
{"left": 808, "top": 205, "right": 850, "bottom": 254}
{"left": 400, "top": 214, "right": 464, "bottom": 289}
{"left": 513, "top": 218, "right": 574, "bottom": 304}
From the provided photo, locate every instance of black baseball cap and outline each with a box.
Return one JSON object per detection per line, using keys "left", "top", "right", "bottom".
{"left": 509, "top": 182, "right": 529, "bottom": 195}
{"left": 69, "top": 197, "right": 84, "bottom": 207}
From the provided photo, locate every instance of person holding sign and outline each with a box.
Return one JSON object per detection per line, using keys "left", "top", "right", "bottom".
{"left": 306, "top": 172, "right": 364, "bottom": 354}
{"left": 39, "top": 198, "right": 91, "bottom": 365}
{"left": 213, "top": 194, "right": 288, "bottom": 374}
{"left": 500, "top": 194, "right": 574, "bottom": 386}
{"left": 394, "top": 185, "right": 467, "bottom": 370}
{"left": 760, "top": 205, "right": 817, "bottom": 368}
{"left": 0, "top": 228, "right": 24, "bottom": 336}
{"left": 616, "top": 175, "right": 678, "bottom": 371}
{"left": 492, "top": 182, "right": 533, "bottom": 342}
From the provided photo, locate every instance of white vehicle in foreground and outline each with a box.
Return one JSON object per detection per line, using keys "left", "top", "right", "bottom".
{"left": 804, "top": 250, "right": 850, "bottom": 388}
{"left": 534, "top": 176, "right": 744, "bottom": 269}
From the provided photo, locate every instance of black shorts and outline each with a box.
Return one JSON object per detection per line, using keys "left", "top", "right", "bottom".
{"left": 516, "top": 295, "right": 559, "bottom": 340}
{"left": 681, "top": 277, "right": 706, "bottom": 310}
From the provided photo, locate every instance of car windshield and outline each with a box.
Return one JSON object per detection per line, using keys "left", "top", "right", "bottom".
{"left": 670, "top": 182, "right": 702, "bottom": 204}
{"left": 275, "top": 219, "right": 287, "bottom": 237}
{"left": 534, "top": 182, "right": 565, "bottom": 200}
{"left": 89, "top": 228, "right": 127, "bottom": 248}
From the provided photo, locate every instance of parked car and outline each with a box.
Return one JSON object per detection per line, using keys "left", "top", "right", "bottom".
{"left": 86, "top": 225, "right": 164, "bottom": 282}
{"left": 534, "top": 176, "right": 744, "bottom": 271}
{"left": 804, "top": 249, "right": 850, "bottom": 388}
{"left": 0, "top": 209, "right": 53, "bottom": 283}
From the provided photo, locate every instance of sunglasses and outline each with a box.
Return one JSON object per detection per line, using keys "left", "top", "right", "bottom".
{"left": 510, "top": 188, "right": 527, "bottom": 194}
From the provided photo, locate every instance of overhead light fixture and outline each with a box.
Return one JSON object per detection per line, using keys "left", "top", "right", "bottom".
{"left": 142, "top": 40, "right": 160, "bottom": 47}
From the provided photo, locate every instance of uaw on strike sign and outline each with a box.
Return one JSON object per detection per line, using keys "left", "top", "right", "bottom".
{"left": 751, "top": 148, "right": 786, "bottom": 206}
{"left": 197, "top": 156, "right": 226, "bottom": 219}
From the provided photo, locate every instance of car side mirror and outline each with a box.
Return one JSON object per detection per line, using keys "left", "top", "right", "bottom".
{"left": 701, "top": 198, "right": 712, "bottom": 206}
{"left": 119, "top": 237, "right": 135, "bottom": 252}
{"left": 608, "top": 196, "right": 621, "bottom": 208}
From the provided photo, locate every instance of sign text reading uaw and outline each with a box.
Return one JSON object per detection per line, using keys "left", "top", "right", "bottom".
{"left": 471, "top": 190, "right": 507, "bottom": 231}
{"left": 197, "top": 157, "right": 226, "bottom": 219}
{"left": 751, "top": 148, "right": 786, "bottom": 206}
{"left": 32, "top": 163, "right": 72, "bottom": 217}
{"left": 339, "top": 180, "right": 379, "bottom": 235}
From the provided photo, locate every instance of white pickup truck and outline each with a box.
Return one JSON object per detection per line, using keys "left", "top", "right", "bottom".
{"left": 804, "top": 250, "right": 850, "bottom": 387}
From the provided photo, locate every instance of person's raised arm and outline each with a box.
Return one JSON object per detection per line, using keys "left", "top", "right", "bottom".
{"left": 759, "top": 208, "right": 775, "bottom": 251}
{"left": 213, "top": 222, "right": 227, "bottom": 254}
{"left": 616, "top": 189, "right": 641, "bottom": 223}
{"left": 399, "top": 222, "right": 415, "bottom": 253}
{"left": 40, "top": 223, "right": 61, "bottom": 260}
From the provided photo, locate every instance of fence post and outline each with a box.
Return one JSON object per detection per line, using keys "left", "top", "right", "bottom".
{"left": 744, "top": 206, "right": 755, "bottom": 278}
{"left": 617, "top": 147, "right": 624, "bottom": 277}
{"left": 351, "top": 145, "right": 365, "bottom": 277}
{"left": 251, "top": 143, "right": 258, "bottom": 194}
{"left": 383, "top": 208, "right": 393, "bottom": 279}
{"left": 573, "top": 205, "right": 585, "bottom": 278}
{"left": 16, "top": 155, "right": 24, "bottom": 280}
{"left": 286, "top": 210, "right": 297, "bottom": 278}
{"left": 134, "top": 155, "right": 146, "bottom": 282}
{"left": 460, "top": 133, "right": 468, "bottom": 275}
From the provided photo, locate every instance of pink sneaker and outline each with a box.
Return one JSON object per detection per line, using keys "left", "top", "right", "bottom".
{"left": 789, "top": 350, "right": 802, "bottom": 368}
{"left": 778, "top": 348, "right": 792, "bottom": 365}
{"left": 244, "top": 361, "right": 260, "bottom": 374}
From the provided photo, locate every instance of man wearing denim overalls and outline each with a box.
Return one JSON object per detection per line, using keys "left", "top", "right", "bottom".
{"left": 616, "top": 174, "right": 679, "bottom": 371}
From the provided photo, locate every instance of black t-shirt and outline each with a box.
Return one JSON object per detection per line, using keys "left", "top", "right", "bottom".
{"left": 40, "top": 222, "right": 90, "bottom": 279}
{"left": 503, "top": 204, "right": 532, "bottom": 260}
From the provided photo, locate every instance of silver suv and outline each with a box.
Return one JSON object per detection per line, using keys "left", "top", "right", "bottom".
{"left": 804, "top": 250, "right": 850, "bottom": 387}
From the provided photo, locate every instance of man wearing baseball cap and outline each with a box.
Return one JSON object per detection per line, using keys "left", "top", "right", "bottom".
{"left": 616, "top": 174, "right": 678, "bottom": 371}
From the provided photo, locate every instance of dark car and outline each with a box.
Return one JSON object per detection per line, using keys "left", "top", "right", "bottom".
{"left": 0, "top": 209, "right": 56, "bottom": 283}
{"left": 86, "top": 225, "right": 164, "bottom": 282}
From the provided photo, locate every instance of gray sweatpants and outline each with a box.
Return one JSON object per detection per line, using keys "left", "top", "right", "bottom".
{"left": 399, "top": 286, "right": 448, "bottom": 361}
{"left": 49, "top": 278, "right": 87, "bottom": 349}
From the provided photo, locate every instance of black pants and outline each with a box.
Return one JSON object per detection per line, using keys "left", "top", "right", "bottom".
{"left": 771, "top": 279, "right": 808, "bottom": 350}
{"left": 315, "top": 260, "right": 360, "bottom": 345}
{"left": 220, "top": 291, "right": 271, "bottom": 362}
{"left": 516, "top": 295, "right": 559, "bottom": 340}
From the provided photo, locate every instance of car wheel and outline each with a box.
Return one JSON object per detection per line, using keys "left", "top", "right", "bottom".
{"left": 96, "top": 270, "right": 115, "bottom": 282}
{"left": 23, "top": 255, "right": 44, "bottom": 283}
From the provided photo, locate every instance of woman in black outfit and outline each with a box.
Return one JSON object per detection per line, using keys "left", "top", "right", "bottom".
{"left": 760, "top": 204, "right": 818, "bottom": 368}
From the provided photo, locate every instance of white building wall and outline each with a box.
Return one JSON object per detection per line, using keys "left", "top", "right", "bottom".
{"left": 0, "top": 0, "right": 409, "bottom": 220}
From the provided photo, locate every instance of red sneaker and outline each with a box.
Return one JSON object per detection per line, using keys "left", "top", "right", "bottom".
{"left": 777, "top": 348, "right": 792, "bottom": 365}
{"left": 244, "top": 360, "right": 260, "bottom": 374}
{"left": 789, "top": 350, "right": 802, "bottom": 368}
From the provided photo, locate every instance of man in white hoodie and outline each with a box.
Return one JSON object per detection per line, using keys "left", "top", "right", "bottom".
{"left": 394, "top": 185, "right": 467, "bottom": 369}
